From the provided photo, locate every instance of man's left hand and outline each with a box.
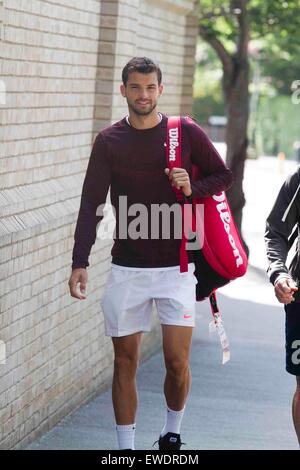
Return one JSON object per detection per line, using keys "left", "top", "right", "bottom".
{"left": 165, "top": 167, "right": 192, "bottom": 197}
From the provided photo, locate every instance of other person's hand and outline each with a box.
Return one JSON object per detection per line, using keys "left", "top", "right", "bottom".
{"left": 274, "top": 277, "right": 298, "bottom": 304}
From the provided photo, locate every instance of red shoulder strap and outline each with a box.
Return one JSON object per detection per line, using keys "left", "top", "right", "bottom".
{"left": 166, "top": 116, "right": 189, "bottom": 272}
{"left": 166, "top": 116, "right": 185, "bottom": 203}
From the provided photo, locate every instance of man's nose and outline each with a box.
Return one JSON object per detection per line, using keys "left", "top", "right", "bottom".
{"left": 139, "top": 90, "right": 149, "bottom": 99}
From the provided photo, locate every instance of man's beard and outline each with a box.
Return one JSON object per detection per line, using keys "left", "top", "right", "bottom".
{"left": 127, "top": 100, "right": 157, "bottom": 116}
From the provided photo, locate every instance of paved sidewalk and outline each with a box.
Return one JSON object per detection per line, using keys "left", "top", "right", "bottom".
{"left": 25, "top": 157, "right": 299, "bottom": 450}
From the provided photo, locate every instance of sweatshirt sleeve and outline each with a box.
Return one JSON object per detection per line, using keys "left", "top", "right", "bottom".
{"left": 71, "top": 133, "right": 111, "bottom": 270}
{"left": 183, "top": 117, "right": 233, "bottom": 198}
{"left": 264, "top": 170, "right": 300, "bottom": 285}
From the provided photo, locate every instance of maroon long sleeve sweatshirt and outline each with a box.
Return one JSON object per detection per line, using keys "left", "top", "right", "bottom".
{"left": 71, "top": 113, "right": 233, "bottom": 269}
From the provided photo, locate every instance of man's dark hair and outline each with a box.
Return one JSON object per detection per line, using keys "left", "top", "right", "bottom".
{"left": 122, "top": 57, "right": 162, "bottom": 86}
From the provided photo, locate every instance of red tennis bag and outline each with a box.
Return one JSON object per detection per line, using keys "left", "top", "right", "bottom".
{"left": 166, "top": 116, "right": 248, "bottom": 363}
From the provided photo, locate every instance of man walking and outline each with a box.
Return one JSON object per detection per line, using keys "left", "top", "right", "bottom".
{"left": 68, "top": 57, "right": 233, "bottom": 450}
{"left": 265, "top": 168, "right": 300, "bottom": 447}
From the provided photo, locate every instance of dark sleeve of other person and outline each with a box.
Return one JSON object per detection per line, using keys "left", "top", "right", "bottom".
{"left": 265, "top": 169, "right": 300, "bottom": 285}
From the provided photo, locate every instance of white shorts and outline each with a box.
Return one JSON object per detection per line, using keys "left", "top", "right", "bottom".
{"left": 100, "top": 262, "right": 197, "bottom": 337}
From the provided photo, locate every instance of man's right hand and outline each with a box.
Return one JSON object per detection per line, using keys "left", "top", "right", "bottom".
{"left": 274, "top": 277, "right": 298, "bottom": 304}
{"left": 68, "top": 268, "right": 88, "bottom": 300}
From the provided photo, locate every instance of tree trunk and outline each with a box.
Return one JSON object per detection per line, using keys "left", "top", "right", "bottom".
{"left": 198, "top": 1, "right": 250, "bottom": 255}
{"left": 223, "top": 56, "right": 250, "bottom": 256}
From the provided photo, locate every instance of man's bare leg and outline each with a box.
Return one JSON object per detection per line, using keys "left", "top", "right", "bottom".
{"left": 111, "top": 332, "right": 143, "bottom": 450}
{"left": 162, "top": 325, "right": 193, "bottom": 411}
{"left": 156, "top": 324, "right": 193, "bottom": 447}
{"left": 292, "top": 376, "right": 300, "bottom": 445}
{"left": 111, "top": 331, "right": 143, "bottom": 424}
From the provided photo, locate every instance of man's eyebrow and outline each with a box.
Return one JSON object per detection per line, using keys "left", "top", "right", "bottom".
{"left": 128, "top": 83, "right": 157, "bottom": 86}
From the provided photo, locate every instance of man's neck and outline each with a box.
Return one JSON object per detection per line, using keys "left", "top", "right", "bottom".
{"left": 126, "top": 111, "right": 162, "bottom": 129}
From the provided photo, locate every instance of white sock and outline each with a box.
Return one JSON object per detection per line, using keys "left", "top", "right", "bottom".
{"left": 160, "top": 405, "right": 186, "bottom": 437}
{"left": 116, "top": 423, "right": 136, "bottom": 450}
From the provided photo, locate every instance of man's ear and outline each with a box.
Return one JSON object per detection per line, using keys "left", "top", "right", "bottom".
{"left": 158, "top": 84, "right": 164, "bottom": 97}
{"left": 120, "top": 84, "right": 126, "bottom": 97}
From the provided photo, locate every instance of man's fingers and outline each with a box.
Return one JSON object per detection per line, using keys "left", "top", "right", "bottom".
{"left": 173, "top": 178, "right": 189, "bottom": 185}
{"left": 175, "top": 178, "right": 189, "bottom": 184}
{"left": 69, "top": 286, "right": 82, "bottom": 299}
{"left": 171, "top": 167, "right": 187, "bottom": 173}
{"left": 172, "top": 172, "right": 188, "bottom": 179}
{"left": 276, "top": 284, "right": 291, "bottom": 294}
{"left": 275, "top": 280, "right": 294, "bottom": 304}
{"left": 276, "top": 280, "right": 294, "bottom": 294}
{"left": 275, "top": 288, "right": 295, "bottom": 303}
{"left": 69, "top": 283, "right": 85, "bottom": 299}
{"left": 173, "top": 175, "right": 189, "bottom": 180}
{"left": 286, "top": 279, "right": 298, "bottom": 291}
{"left": 170, "top": 171, "right": 190, "bottom": 188}
{"left": 72, "top": 292, "right": 84, "bottom": 300}
{"left": 71, "top": 288, "right": 86, "bottom": 300}
{"left": 165, "top": 168, "right": 191, "bottom": 192}
{"left": 167, "top": 168, "right": 188, "bottom": 178}
{"left": 79, "top": 282, "right": 86, "bottom": 296}
{"left": 68, "top": 273, "right": 87, "bottom": 300}
{"left": 276, "top": 294, "right": 294, "bottom": 304}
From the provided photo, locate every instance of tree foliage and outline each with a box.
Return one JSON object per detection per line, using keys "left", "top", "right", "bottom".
{"left": 199, "top": 1, "right": 300, "bottom": 49}
{"left": 197, "top": 0, "right": 300, "bottom": 247}
{"left": 198, "top": 0, "right": 300, "bottom": 94}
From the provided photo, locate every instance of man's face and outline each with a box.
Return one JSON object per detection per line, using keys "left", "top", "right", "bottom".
{"left": 120, "top": 72, "right": 163, "bottom": 116}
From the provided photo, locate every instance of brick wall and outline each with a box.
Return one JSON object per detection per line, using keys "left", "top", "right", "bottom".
{"left": 0, "top": 0, "right": 198, "bottom": 449}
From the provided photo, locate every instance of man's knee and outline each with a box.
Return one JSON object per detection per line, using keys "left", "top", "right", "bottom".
{"left": 112, "top": 333, "right": 141, "bottom": 372}
{"left": 114, "top": 353, "right": 139, "bottom": 376}
{"left": 165, "top": 357, "right": 190, "bottom": 380}
{"left": 112, "top": 339, "right": 140, "bottom": 378}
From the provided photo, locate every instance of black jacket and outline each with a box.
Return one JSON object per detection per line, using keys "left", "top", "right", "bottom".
{"left": 265, "top": 166, "right": 300, "bottom": 301}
